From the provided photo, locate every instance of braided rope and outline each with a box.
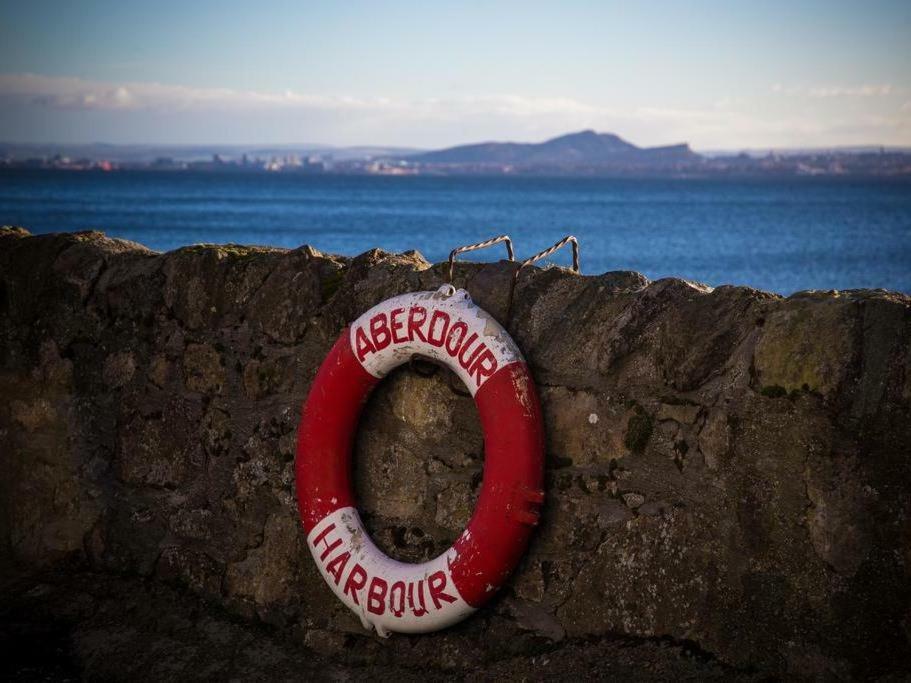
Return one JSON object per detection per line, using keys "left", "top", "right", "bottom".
{"left": 506, "top": 236, "right": 581, "bottom": 318}
{"left": 447, "top": 234, "right": 515, "bottom": 282}
{"left": 516, "top": 235, "right": 580, "bottom": 274}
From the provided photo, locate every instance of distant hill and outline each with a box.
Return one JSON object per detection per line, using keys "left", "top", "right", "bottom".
{"left": 409, "top": 130, "right": 700, "bottom": 168}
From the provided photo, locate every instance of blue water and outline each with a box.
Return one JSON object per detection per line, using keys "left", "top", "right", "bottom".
{"left": 1, "top": 169, "right": 909, "bottom": 294}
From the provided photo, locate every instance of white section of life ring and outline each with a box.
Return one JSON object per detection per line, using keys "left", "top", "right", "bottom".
{"left": 307, "top": 507, "right": 474, "bottom": 636}
{"left": 348, "top": 286, "right": 522, "bottom": 397}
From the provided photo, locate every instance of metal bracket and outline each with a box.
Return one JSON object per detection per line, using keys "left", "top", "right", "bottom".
{"left": 447, "top": 235, "right": 515, "bottom": 283}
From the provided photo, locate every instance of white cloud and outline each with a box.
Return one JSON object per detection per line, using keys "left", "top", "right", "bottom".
{"left": 1, "top": 73, "right": 908, "bottom": 148}
{"left": 0, "top": 73, "right": 610, "bottom": 120}
{"left": 808, "top": 84, "right": 894, "bottom": 98}
{"left": 0, "top": 73, "right": 386, "bottom": 112}
{"left": 771, "top": 83, "right": 896, "bottom": 98}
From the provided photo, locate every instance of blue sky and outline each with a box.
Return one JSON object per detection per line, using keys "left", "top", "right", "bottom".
{"left": 1, "top": 0, "right": 909, "bottom": 149}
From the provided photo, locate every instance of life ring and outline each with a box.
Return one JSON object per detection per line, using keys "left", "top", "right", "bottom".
{"left": 296, "top": 285, "right": 545, "bottom": 636}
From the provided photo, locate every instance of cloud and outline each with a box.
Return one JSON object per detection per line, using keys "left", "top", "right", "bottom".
{"left": 808, "top": 84, "right": 894, "bottom": 98}
{"left": 1, "top": 73, "right": 908, "bottom": 148}
{"left": 771, "top": 83, "right": 896, "bottom": 98}
{"left": 0, "top": 73, "right": 385, "bottom": 112}
{"left": 0, "top": 73, "right": 610, "bottom": 121}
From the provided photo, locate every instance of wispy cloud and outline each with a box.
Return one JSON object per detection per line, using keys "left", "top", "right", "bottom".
{"left": 0, "top": 73, "right": 748, "bottom": 135}
{"left": 771, "top": 83, "right": 896, "bottom": 97}
{"left": 1, "top": 73, "right": 908, "bottom": 148}
{"left": 0, "top": 73, "right": 608, "bottom": 120}
{"left": 808, "top": 84, "right": 894, "bottom": 98}
{"left": 0, "top": 73, "right": 384, "bottom": 112}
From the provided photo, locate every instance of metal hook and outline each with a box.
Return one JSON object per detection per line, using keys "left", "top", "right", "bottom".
{"left": 507, "top": 235, "right": 581, "bottom": 318}
{"left": 447, "top": 234, "right": 515, "bottom": 283}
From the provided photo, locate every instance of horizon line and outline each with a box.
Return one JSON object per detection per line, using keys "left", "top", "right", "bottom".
{"left": 3, "top": 138, "right": 911, "bottom": 155}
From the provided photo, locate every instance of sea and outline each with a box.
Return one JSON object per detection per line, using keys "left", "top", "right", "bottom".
{"left": 1, "top": 169, "right": 909, "bottom": 295}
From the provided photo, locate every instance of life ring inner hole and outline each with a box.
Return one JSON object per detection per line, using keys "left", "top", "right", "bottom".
{"left": 352, "top": 362, "right": 484, "bottom": 564}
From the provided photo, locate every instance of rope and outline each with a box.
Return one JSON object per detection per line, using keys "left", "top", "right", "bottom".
{"left": 447, "top": 234, "right": 515, "bottom": 282}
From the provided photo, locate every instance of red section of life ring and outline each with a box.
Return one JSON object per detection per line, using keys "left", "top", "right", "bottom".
{"left": 296, "top": 286, "right": 544, "bottom": 635}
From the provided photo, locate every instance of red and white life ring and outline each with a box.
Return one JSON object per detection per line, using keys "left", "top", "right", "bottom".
{"left": 296, "top": 285, "right": 545, "bottom": 636}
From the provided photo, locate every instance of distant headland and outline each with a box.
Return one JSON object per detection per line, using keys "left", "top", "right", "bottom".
{"left": 2, "top": 130, "right": 910, "bottom": 177}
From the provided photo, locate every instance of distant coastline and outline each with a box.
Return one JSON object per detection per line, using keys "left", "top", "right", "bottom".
{"left": 3, "top": 130, "right": 910, "bottom": 178}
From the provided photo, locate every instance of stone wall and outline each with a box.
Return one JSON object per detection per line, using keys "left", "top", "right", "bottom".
{"left": 1, "top": 227, "right": 910, "bottom": 678}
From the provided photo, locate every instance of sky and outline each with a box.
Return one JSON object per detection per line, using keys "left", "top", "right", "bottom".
{"left": 0, "top": 0, "right": 909, "bottom": 150}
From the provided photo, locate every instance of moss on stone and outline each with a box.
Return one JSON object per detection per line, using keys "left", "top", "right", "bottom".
{"left": 659, "top": 394, "right": 698, "bottom": 407}
{"left": 624, "top": 406, "right": 654, "bottom": 455}
{"left": 258, "top": 363, "right": 280, "bottom": 388}
{"left": 753, "top": 303, "right": 854, "bottom": 396}
{"left": 760, "top": 385, "right": 788, "bottom": 398}
{"left": 320, "top": 268, "right": 346, "bottom": 302}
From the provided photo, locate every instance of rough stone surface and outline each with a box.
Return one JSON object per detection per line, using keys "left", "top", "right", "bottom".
{"left": 1, "top": 226, "right": 910, "bottom": 679}
{"left": 0, "top": 566, "right": 749, "bottom": 681}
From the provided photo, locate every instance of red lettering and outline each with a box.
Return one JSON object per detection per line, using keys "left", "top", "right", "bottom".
{"left": 354, "top": 326, "right": 376, "bottom": 362}
{"left": 428, "top": 571, "right": 457, "bottom": 610}
{"left": 470, "top": 349, "right": 498, "bottom": 388}
{"left": 344, "top": 564, "right": 368, "bottom": 605}
{"left": 407, "top": 306, "right": 427, "bottom": 343}
{"left": 325, "top": 551, "right": 350, "bottom": 585}
{"left": 389, "top": 581, "right": 406, "bottom": 617}
{"left": 390, "top": 308, "right": 407, "bottom": 344}
{"left": 427, "top": 310, "right": 450, "bottom": 347}
{"left": 369, "top": 313, "right": 391, "bottom": 351}
{"left": 457, "top": 333, "right": 483, "bottom": 370}
{"left": 445, "top": 322, "right": 468, "bottom": 355}
{"left": 367, "top": 576, "right": 388, "bottom": 615}
{"left": 408, "top": 580, "right": 428, "bottom": 617}
{"left": 312, "top": 523, "right": 342, "bottom": 562}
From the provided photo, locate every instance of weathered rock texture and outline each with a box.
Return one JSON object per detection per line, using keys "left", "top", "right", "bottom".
{"left": 1, "top": 226, "right": 910, "bottom": 679}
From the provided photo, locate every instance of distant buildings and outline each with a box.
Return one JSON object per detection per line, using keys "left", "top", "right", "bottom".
{"left": 366, "top": 160, "right": 418, "bottom": 175}
{"left": 0, "top": 153, "right": 119, "bottom": 171}
{"left": 263, "top": 154, "right": 326, "bottom": 173}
